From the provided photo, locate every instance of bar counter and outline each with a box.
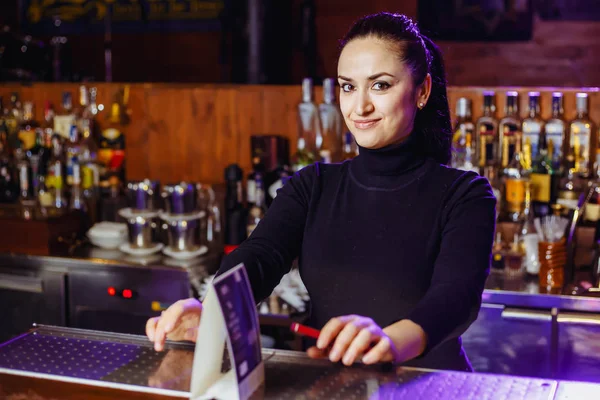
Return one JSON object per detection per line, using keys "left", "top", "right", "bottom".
{"left": 2, "top": 249, "right": 600, "bottom": 384}
{"left": 1, "top": 325, "right": 600, "bottom": 400}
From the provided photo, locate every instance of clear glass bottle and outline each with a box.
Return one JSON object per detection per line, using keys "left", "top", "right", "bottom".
{"left": 247, "top": 173, "right": 266, "bottom": 237}
{"left": 568, "top": 92, "right": 595, "bottom": 178}
{"left": 522, "top": 92, "right": 544, "bottom": 170}
{"left": 318, "top": 78, "right": 344, "bottom": 163}
{"left": 451, "top": 97, "right": 477, "bottom": 172}
{"left": 476, "top": 91, "right": 499, "bottom": 168}
{"left": 499, "top": 91, "right": 522, "bottom": 168}
{"left": 292, "top": 129, "right": 315, "bottom": 172}
{"left": 483, "top": 166, "right": 502, "bottom": 220}
{"left": 69, "top": 157, "right": 86, "bottom": 211}
{"left": 520, "top": 188, "right": 540, "bottom": 275}
{"left": 297, "top": 78, "right": 321, "bottom": 160}
{"left": 54, "top": 91, "right": 75, "bottom": 140}
{"left": 557, "top": 168, "right": 585, "bottom": 212}
{"left": 47, "top": 135, "right": 66, "bottom": 210}
{"left": 341, "top": 132, "right": 358, "bottom": 161}
{"left": 544, "top": 92, "right": 566, "bottom": 168}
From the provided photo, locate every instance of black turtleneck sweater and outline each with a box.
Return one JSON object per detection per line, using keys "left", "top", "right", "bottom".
{"left": 218, "top": 134, "right": 496, "bottom": 371}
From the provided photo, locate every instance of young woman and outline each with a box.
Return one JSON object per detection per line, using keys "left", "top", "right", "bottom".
{"left": 147, "top": 12, "right": 496, "bottom": 372}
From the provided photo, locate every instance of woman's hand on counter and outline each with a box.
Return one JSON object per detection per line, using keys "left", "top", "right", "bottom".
{"left": 306, "top": 315, "right": 402, "bottom": 366}
{"left": 146, "top": 298, "right": 202, "bottom": 352}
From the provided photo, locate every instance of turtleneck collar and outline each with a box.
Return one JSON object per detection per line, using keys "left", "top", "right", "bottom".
{"left": 349, "top": 132, "right": 430, "bottom": 190}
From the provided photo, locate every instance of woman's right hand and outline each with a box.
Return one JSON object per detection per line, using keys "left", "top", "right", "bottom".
{"left": 146, "top": 298, "right": 203, "bottom": 351}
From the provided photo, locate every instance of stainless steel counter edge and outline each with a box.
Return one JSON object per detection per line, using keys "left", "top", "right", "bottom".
{"left": 482, "top": 289, "right": 600, "bottom": 313}
{"left": 0, "top": 252, "right": 190, "bottom": 273}
{"left": 3, "top": 252, "right": 600, "bottom": 313}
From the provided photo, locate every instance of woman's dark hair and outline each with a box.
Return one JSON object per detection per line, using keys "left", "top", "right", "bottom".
{"left": 340, "top": 13, "right": 452, "bottom": 165}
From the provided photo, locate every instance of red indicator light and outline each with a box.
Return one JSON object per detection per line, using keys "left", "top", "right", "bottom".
{"left": 108, "top": 287, "right": 116, "bottom": 296}
{"left": 122, "top": 289, "right": 133, "bottom": 299}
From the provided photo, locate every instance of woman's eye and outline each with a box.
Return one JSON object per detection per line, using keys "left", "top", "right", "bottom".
{"left": 372, "top": 82, "right": 391, "bottom": 91}
{"left": 340, "top": 83, "right": 353, "bottom": 92}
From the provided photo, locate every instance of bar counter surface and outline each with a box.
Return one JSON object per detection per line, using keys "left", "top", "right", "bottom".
{"left": 3, "top": 250, "right": 600, "bottom": 385}
{"left": 1, "top": 325, "right": 600, "bottom": 400}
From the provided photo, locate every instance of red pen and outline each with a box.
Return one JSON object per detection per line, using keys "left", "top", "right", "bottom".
{"left": 290, "top": 322, "right": 321, "bottom": 339}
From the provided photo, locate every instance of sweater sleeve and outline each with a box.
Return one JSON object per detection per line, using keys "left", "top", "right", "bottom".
{"left": 406, "top": 172, "right": 496, "bottom": 356}
{"left": 215, "top": 165, "right": 316, "bottom": 303}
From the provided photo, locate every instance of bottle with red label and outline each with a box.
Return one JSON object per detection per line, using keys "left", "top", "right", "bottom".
{"left": 98, "top": 102, "right": 126, "bottom": 185}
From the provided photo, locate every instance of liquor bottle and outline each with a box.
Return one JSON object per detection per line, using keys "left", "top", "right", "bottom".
{"left": 76, "top": 85, "right": 98, "bottom": 164}
{"left": 247, "top": 173, "right": 267, "bottom": 237}
{"left": 47, "top": 135, "right": 67, "bottom": 210}
{"left": 519, "top": 188, "right": 540, "bottom": 275}
{"left": 246, "top": 155, "right": 265, "bottom": 209}
{"left": 475, "top": 91, "right": 499, "bottom": 168}
{"left": 69, "top": 157, "right": 86, "bottom": 212}
{"left": 16, "top": 102, "right": 39, "bottom": 152}
{"left": 530, "top": 134, "right": 554, "bottom": 218}
{"left": 224, "top": 164, "right": 247, "bottom": 255}
{"left": 521, "top": 92, "right": 544, "bottom": 170}
{"left": 36, "top": 174, "right": 53, "bottom": 216}
{"left": 292, "top": 128, "right": 315, "bottom": 172}
{"left": 491, "top": 232, "right": 506, "bottom": 273}
{"left": 341, "top": 132, "right": 358, "bottom": 161}
{"left": 54, "top": 91, "right": 75, "bottom": 140}
{"left": 40, "top": 102, "right": 55, "bottom": 175}
{"left": 544, "top": 92, "right": 566, "bottom": 168}
{"left": 0, "top": 140, "right": 18, "bottom": 204}
{"left": 584, "top": 163, "right": 600, "bottom": 226}
{"left": 568, "top": 92, "right": 595, "bottom": 178}
{"left": 65, "top": 125, "right": 82, "bottom": 187}
{"left": 451, "top": 98, "right": 476, "bottom": 172}
{"left": 26, "top": 125, "right": 47, "bottom": 196}
{"left": 81, "top": 161, "right": 99, "bottom": 225}
{"left": 15, "top": 148, "right": 36, "bottom": 219}
{"left": 42, "top": 101, "right": 56, "bottom": 146}
{"left": 297, "top": 78, "right": 321, "bottom": 160}
{"left": 5, "top": 93, "right": 23, "bottom": 152}
{"left": 502, "top": 139, "right": 529, "bottom": 222}
{"left": 557, "top": 168, "right": 585, "bottom": 212}
{"left": 318, "top": 78, "right": 344, "bottom": 162}
{"left": 0, "top": 97, "right": 8, "bottom": 155}
{"left": 498, "top": 91, "right": 521, "bottom": 168}
{"left": 482, "top": 166, "right": 502, "bottom": 220}
{"left": 98, "top": 101, "right": 126, "bottom": 184}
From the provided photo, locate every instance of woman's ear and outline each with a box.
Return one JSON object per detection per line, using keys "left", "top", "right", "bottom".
{"left": 416, "top": 73, "right": 432, "bottom": 109}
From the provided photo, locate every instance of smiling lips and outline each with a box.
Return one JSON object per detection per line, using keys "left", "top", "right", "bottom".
{"left": 352, "top": 119, "right": 381, "bottom": 130}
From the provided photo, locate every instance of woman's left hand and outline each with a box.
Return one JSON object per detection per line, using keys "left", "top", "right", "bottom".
{"left": 306, "top": 315, "right": 401, "bottom": 366}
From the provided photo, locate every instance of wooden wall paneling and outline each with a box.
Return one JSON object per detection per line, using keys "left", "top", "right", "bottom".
{"left": 3, "top": 83, "right": 600, "bottom": 184}
{"left": 122, "top": 84, "right": 151, "bottom": 181}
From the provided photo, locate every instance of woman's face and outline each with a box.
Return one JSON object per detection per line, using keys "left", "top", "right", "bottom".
{"left": 338, "top": 37, "right": 430, "bottom": 150}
